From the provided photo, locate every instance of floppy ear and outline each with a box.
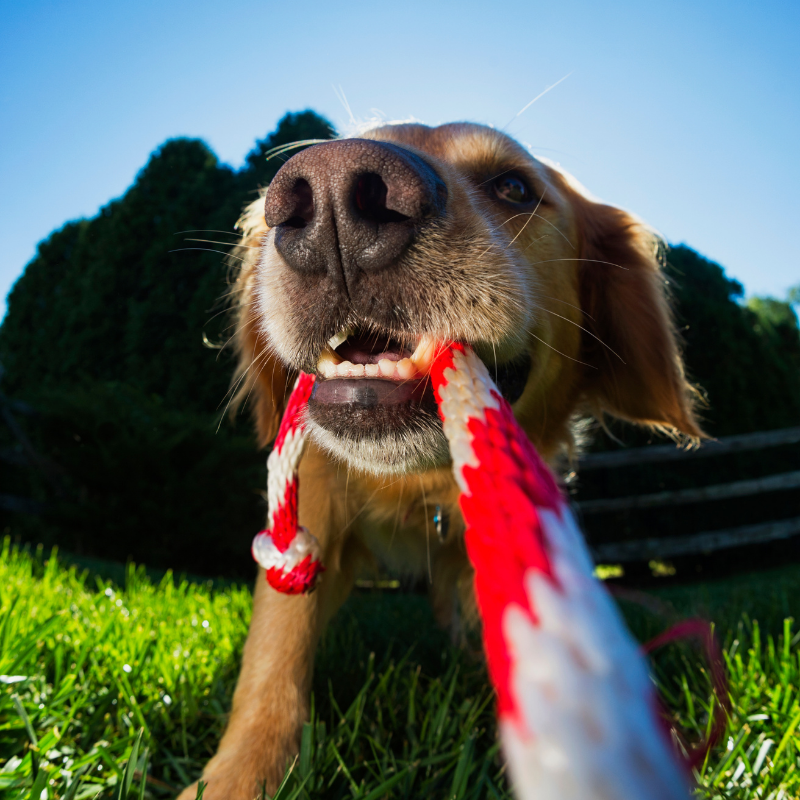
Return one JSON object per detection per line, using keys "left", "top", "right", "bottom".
{"left": 231, "top": 308, "right": 288, "bottom": 447}
{"left": 229, "top": 198, "right": 289, "bottom": 447}
{"left": 575, "top": 198, "right": 703, "bottom": 439}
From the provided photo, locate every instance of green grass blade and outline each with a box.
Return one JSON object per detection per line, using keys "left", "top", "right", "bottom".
{"left": 138, "top": 747, "right": 149, "bottom": 800}
{"left": 26, "top": 767, "right": 48, "bottom": 800}
{"left": 115, "top": 727, "right": 144, "bottom": 800}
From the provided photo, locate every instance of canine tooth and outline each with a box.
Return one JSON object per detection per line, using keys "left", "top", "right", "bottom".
{"left": 378, "top": 358, "right": 396, "bottom": 377}
{"left": 327, "top": 329, "right": 351, "bottom": 350}
{"left": 396, "top": 358, "right": 416, "bottom": 380}
{"left": 410, "top": 335, "right": 437, "bottom": 372}
{"left": 318, "top": 359, "right": 337, "bottom": 379}
{"left": 365, "top": 363, "right": 380, "bottom": 377}
{"left": 317, "top": 347, "right": 342, "bottom": 378}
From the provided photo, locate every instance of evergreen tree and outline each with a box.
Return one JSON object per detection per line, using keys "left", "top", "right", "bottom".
{"left": 1, "top": 111, "right": 797, "bottom": 575}
{"left": 0, "top": 111, "right": 335, "bottom": 576}
{"left": 666, "top": 246, "right": 800, "bottom": 436}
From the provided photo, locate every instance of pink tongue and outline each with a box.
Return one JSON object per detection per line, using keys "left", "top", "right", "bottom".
{"left": 336, "top": 339, "right": 408, "bottom": 364}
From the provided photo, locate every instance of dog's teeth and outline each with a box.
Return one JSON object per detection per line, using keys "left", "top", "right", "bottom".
{"left": 319, "top": 361, "right": 337, "bottom": 379}
{"left": 378, "top": 358, "right": 396, "bottom": 378}
{"left": 335, "top": 361, "right": 364, "bottom": 378}
{"left": 327, "top": 329, "right": 351, "bottom": 350}
{"left": 396, "top": 358, "right": 416, "bottom": 380}
{"left": 410, "top": 335, "right": 437, "bottom": 373}
{"left": 317, "top": 347, "right": 342, "bottom": 378}
{"left": 365, "top": 363, "right": 380, "bottom": 377}
{"left": 334, "top": 360, "right": 352, "bottom": 377}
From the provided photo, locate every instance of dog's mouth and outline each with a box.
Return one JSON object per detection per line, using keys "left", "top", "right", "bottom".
{"left": 305, "top": 324, "right": 532, "bottom": 474}
{"left": 312, "top": 328, "right": 436, "bottom": 407}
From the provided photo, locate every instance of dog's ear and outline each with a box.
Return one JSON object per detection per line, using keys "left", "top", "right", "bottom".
{"left": 231, "top": 313, "right": 288, "bottom": 447}
{"left": 229, "top": 197, "right": 288, "bottom": 447}
{"left": 574, "top": 198, "right": 703, "bottom": 439}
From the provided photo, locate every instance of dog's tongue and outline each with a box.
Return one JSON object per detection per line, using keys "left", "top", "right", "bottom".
{"left": 335, "top": 332, "right": 410, "bottom": 364}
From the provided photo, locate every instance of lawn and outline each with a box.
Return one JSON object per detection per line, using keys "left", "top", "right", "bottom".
{"left": 1, "top": 539, "right": 799, "bottom": 799}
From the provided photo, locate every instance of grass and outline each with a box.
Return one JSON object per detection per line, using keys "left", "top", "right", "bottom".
{"left": 1, "top": 540, "right": 799, "bottom": 799}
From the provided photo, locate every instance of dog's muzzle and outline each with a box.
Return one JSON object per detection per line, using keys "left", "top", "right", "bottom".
{"left": 264, "top": 138, "right": 448, "bottom": 292}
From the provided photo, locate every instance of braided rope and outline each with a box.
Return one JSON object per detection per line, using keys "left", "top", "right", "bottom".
{"left": 251, "top": 373, "right": 325, "bottom": 594}
{"left": 432, "top": 344, "right": 690, "bottom": 800}
{"left": 253, "top": 345, "right": 691, "bottom": 798}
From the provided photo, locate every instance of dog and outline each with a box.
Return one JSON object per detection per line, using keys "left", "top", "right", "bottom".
{"left": 177, "top": 121, "right": 701, "bottom": 800}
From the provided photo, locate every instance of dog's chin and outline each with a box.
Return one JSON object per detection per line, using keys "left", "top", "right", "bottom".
{"left": 305, "top": 398, "right": 449, "bottom": 476}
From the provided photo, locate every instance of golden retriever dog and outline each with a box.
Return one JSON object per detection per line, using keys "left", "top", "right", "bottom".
{"left": 178, "top": 122, "right": 701, "bottom": 800}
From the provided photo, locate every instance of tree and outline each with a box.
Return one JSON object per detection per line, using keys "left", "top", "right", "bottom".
{"left": 0, "top": 111, "right": 335, "bottom": 576}
{"left": 666, "top": 246, "right": 800, "bottom": 436}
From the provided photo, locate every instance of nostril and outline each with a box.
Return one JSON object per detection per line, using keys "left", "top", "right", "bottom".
{"left": 282, "top": 178, "right": 314, "bottom": 229}
{"left": 353, "top": 173, "right": 411, "bottom": 224}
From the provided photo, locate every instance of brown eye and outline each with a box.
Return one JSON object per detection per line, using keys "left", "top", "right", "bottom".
{"left": 493, "top": 174, "right": 533, "bottom": 204}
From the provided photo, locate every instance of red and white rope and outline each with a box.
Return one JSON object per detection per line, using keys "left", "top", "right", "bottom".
{"left": 431, "top": 343, "right": 690, "bottom": 800}
{"left": 253, "top": 344, "right": 691, "bottom": 798}
{"left": 251, "top": 372, "right": 325, "bottom": 594}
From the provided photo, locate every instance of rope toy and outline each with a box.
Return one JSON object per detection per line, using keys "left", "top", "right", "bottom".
{"left": 252, "top": 344, "right": 691, "bottom": 799}
{"left": 251, "top": 372, "right": 324, "bottom": 594}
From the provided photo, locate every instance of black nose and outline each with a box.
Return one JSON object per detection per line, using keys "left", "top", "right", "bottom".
{"left": 264, "top": 139, "right": 447, "bottom": 288}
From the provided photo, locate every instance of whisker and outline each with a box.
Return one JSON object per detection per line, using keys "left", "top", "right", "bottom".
{"left": 344, "top": 466, "right": 351, "bottom": 528}
{"left": 530, "top": 332, "right": 595, "bottom": 369}
{"left": 526, "top": 213, "right": 575, "bottom": 250}
{"left": 537, "top": 307, "right": 624, "bottom": 362}
{"left": 216, "top": 342, "right": 266, "bottom": 426}
{"left": 527, "top": 256, "right": 628, "bottom": 270}
{"left": 333, "top": 84, "right": 357, "bottom": 127}
{"left": 263, "top": 139, "right": 331, "bottom": 162}
{"left": 503, "top": 72, "right": 573, "bottom": 129}
{"left": 169, "top": 247, "right": 247, "bottom": 262}
{"left": 174, "top": 229, "right": 242, "bottom": 237}
{"left": 185, "top": 238, "right": 260, "bottom": 250}
{"left": 477, "top": 167, "right": 516, "bottom": 187}
{"left": 503, "top": 188, "right": 547, "bottom": 251}
{"left": 419, "top": 476, "right": 432, "bottom": 584}
{"left": 537, "top": 293, "right": 594, "bottom": 320}
{"left": 339, "top": 482, "right": 392, "bottom": 536}
{"left": 390, "top": 481, "right": 405, "bottom": 551}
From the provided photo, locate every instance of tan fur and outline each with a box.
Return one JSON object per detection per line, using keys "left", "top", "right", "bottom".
{"left": 178, "top": 122, "right": 701, "bottom": 800}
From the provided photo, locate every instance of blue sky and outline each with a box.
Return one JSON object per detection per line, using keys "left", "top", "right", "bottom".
{"left": 1, "top": 0, "right": 798, "bottom": 318}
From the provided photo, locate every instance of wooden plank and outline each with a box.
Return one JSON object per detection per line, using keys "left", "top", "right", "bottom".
{"left": 578, "top": 426, "right": 800, "bottom": 470}
{"left": 591, "top": 516, "right": 800, "bottom": 562}
{"left": 578, "top": 470, "right": 800, "bottom": 514}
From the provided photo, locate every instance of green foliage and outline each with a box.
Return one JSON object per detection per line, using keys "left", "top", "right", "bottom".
{"left": 0, "top": 541, "right": 252, "bottom": 798}
{"left": 666, "top": 246, "right": 800, "bottom": 436}
{"left": 0, "top": 109, "right": 335, "bottom": 412}
{"left": 2, "top": 542, "right": 800, "bottom": 799}
{"left": 241, "top": 109, "right": 336, "bottom": 189}
{"left": 0, "top": 110, "right": 335, "bottom": 575}
{"left": 0, "top": 139, "right": 239, "bottom": 412}
{"left": 4, "top": 382, "right": 265, "bottom": 576}
{"left": 1, "top": 109, "right": 797, "bottom": 576}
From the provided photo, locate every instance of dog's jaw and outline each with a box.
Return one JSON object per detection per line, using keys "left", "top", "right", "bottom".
{"left": 305, "top": 412, "right": 450, "bottom": 476}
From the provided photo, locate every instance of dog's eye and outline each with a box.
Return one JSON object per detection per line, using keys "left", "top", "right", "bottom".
{"left": 493, "top": 174, "right": 533, "bottom": 204}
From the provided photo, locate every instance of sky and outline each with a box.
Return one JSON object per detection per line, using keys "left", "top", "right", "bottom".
{"left": 1, "top": 0, "right": 798, "bottom": 319}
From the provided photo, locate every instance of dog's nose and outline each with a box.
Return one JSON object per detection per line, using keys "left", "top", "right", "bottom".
{"left": 264, "top": 139, "right": 447, "bottom": 286}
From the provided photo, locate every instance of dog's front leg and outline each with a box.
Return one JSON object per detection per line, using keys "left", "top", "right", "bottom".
{"left": 178, "top": 452, "right": 352, "bottom": 800}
